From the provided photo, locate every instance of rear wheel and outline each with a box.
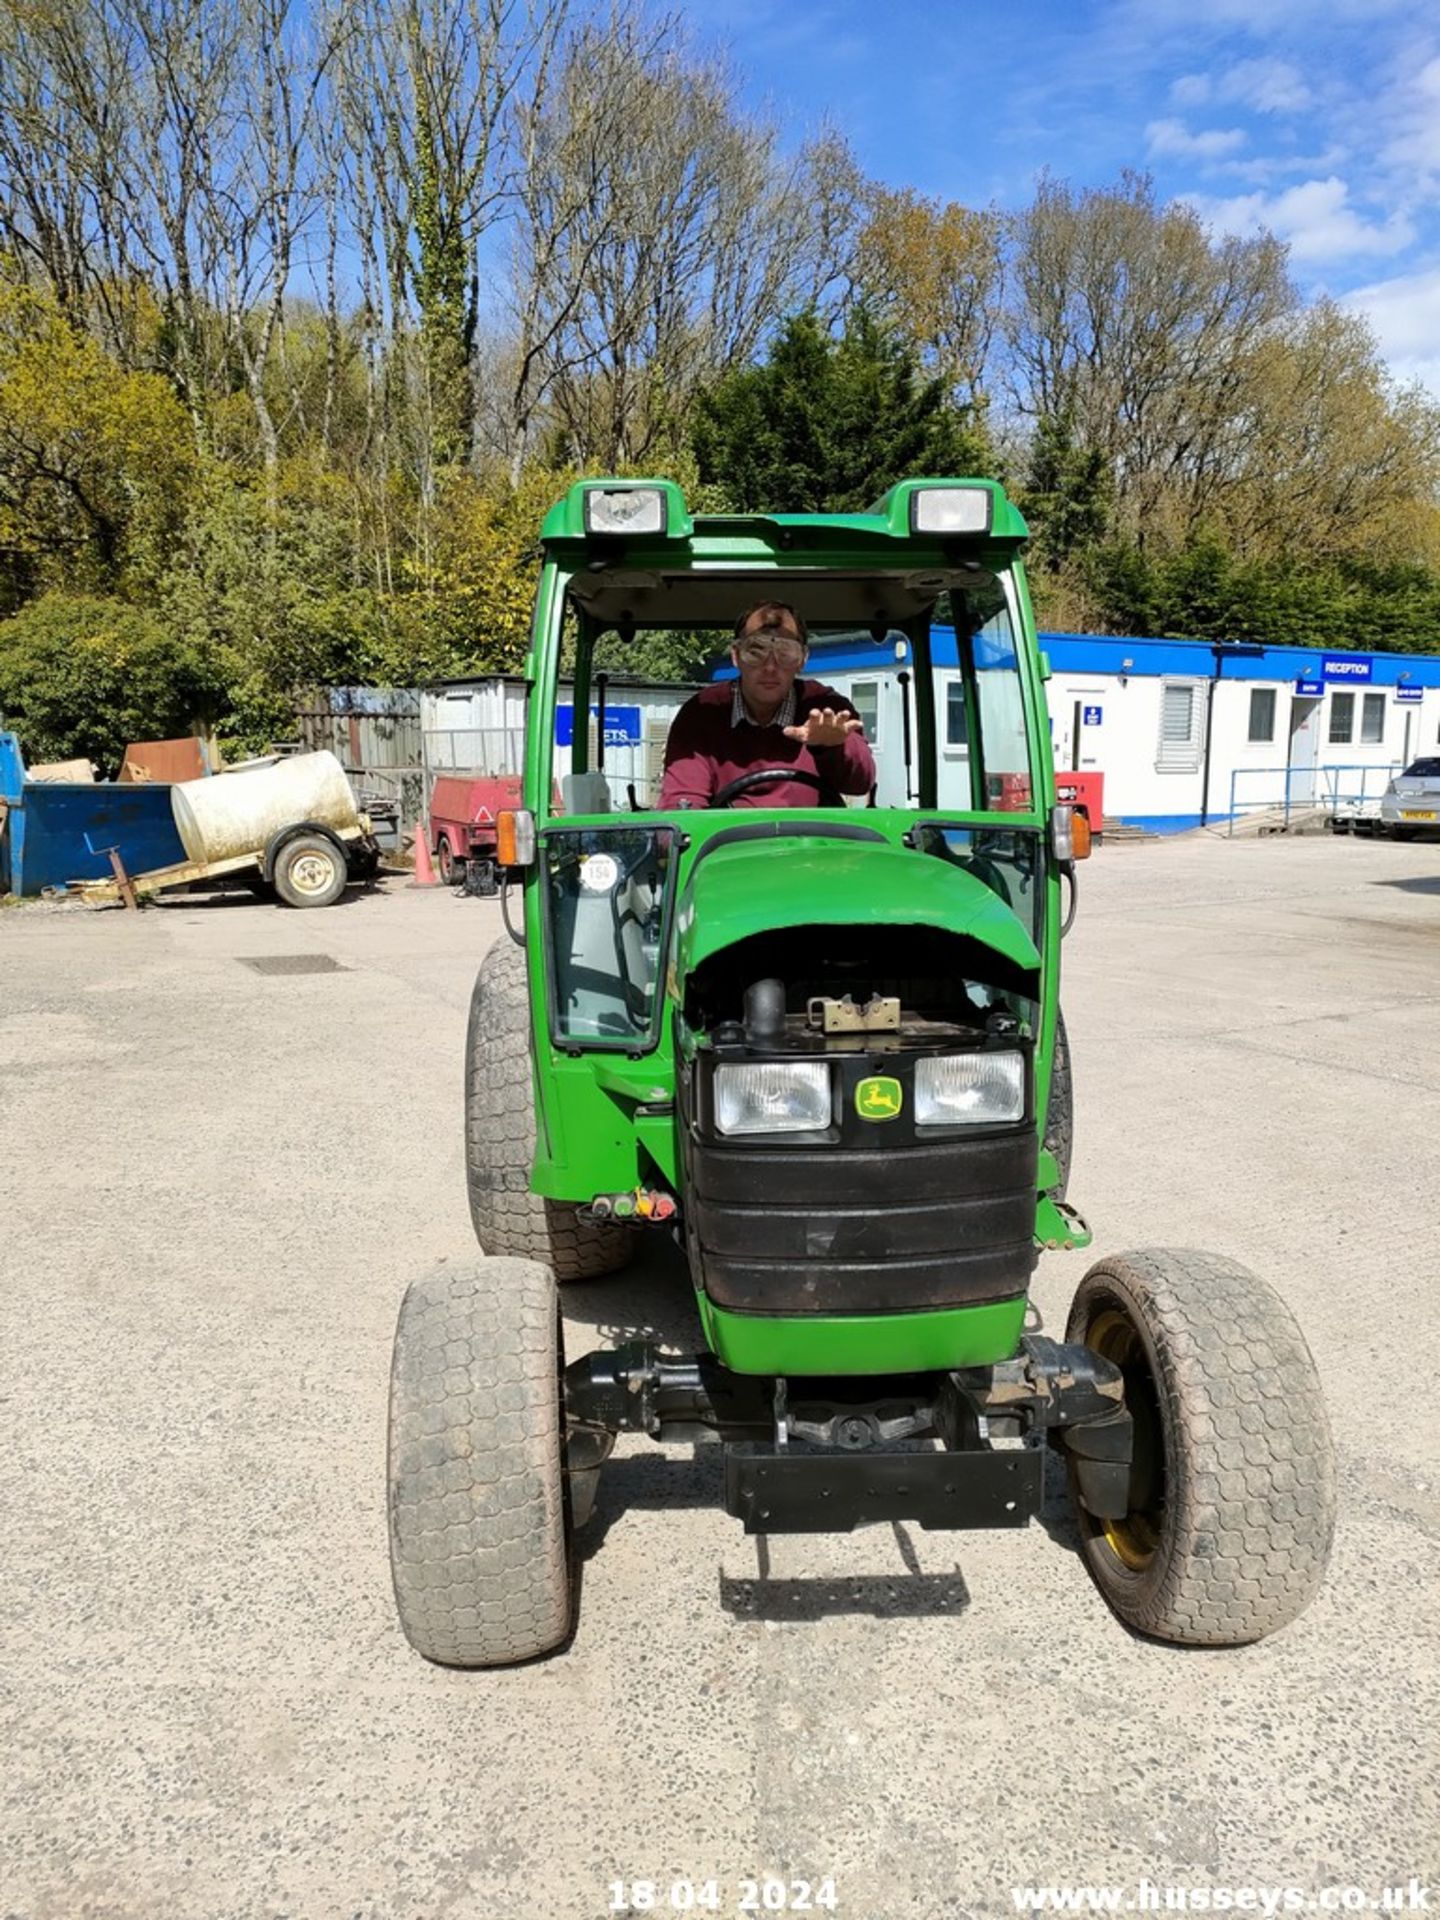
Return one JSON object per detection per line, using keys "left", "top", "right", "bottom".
{"left": 1066, "top": 1248, "right": 1335, "bottom": 1646}
{"left": 387, "top": 1258, "right": 572, "bottom": 1666}
{"left": 466, "top": 939, "right": 633, "bottom": 1280}
{"left": 272, "top": 832, "right": 348, "bottom": 909}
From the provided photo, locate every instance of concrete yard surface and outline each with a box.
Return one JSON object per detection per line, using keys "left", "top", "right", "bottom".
{"left": 2, "top": 836, "right": 1438, "bottom": 1920}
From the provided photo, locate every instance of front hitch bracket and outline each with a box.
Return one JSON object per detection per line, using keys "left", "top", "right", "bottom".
{"left": 562, "top": 1334, "right": 1134, "bottom": 1534}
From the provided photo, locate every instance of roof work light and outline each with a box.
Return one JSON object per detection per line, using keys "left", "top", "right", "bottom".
{"left": 909, "top": 486, "right": 994, "bottom": 536}
{"left": 582, "top": 487, "right": 668, "bottom": 537}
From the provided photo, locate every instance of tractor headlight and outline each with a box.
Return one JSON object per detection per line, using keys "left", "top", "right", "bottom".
{"left": 714, "top": 1061, "right": 830, "bottom": 1136}
{"left": 915, "top": 1051, "right": 1025, "bottom": 1126}
{"left": 584, "top": 486, "right": 666, "bottom": 536}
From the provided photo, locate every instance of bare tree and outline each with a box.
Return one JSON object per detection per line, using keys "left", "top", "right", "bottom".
{"left": 504, "top": 19, "right": 824, "bottom": 473}
{"left": 1225, "top": 301, "right": 1440, "bottom": 564}
{"left": 332, "top": 0, "right": 568, "bottom": 482}
{"left": 1003, "top": 171, "right": 1295, "bottom": 541}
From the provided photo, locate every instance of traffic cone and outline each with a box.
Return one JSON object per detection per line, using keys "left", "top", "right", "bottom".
{"left": 409, "top": 822, "right": 439, "bottom": 889}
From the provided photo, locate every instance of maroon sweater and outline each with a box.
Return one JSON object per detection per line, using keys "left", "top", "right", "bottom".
{"left": 658, "top": 679, "right": 876, "bottom": 809}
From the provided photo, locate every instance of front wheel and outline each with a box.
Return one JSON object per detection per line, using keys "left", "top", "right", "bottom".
{"left": 1043, "top": 1010, "right": 1073, "bottom": 1201}
{"left": 387, "top": 1258, "right": 573, "bottom": 1666}
{"left": 1066, "top": 1248, "right": 1335, "bottom": 1646}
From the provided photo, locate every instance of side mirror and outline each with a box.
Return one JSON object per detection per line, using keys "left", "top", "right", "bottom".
{"left": 1051, "top": 804, "right": 1092, "bottom": 863}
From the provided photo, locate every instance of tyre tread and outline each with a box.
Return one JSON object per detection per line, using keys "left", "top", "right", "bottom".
{"left": 465, "top": 940, "right": 631, "bottom": 1280}
{"left": 387, "top": 1259, "right": 570, "bottom": 1666}
{"left": 1044, "top": 1009, "right": 1074, "bottom": 1201}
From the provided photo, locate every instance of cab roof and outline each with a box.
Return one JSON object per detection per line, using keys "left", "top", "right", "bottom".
{"left": 539, "top": 476, "right": 1030, "bottom": 550}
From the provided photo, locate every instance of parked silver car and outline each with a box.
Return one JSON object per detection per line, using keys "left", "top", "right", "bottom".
{"left": 1380, "top": 757, "right": 1440, "bottom": 838}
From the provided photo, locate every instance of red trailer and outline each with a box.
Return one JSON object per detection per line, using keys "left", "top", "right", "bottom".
{"left": 1054, "top": 770, "right": 1105, "bottom": 835}
{"left": 428, "top": 773, "right": 524, "bottom": 891}
{"left": 987, "top": 769, "right": 1105, "bottom": 836}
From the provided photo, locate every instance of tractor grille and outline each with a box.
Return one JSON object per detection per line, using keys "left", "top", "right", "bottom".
{"left": 684, "top": 1130, "right": 1038, "bottom": 1316}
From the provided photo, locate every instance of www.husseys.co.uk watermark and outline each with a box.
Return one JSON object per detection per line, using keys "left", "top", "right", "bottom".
{"left": 1010, "top": 1880, "right": 1433, "bottom": 1914}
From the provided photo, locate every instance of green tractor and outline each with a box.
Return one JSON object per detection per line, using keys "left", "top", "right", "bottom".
{"left": 386, "top": 477, "right": 1335, "bottom": 1665}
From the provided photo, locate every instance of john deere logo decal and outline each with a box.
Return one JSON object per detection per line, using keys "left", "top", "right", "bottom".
{"left": 855, "top": 1075, "right": 903, "bottom": 1122}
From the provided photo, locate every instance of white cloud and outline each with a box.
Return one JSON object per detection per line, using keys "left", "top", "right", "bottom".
{"left": 1184, "top": 176, "right": 1416, "bottom": 264}
{"left": 1172, "top": 56, "right": 1316, "bottom": 114}
{"left": 1114, "top": 0, "right": 1413, "bottom": 31}
{"left": 1208, "top": 145, "right": 1351, "bottom": 186}
{"left": 1146, "top": 118, "right": 1248, "bottom": 161}
{"left": 1342, "top": 264, "right": 1440, "bottom": 392}
{"left": 1378, "top": 53, "right": 1440, "bottom": 178}
{"left": 1170, "top": 73, "right": 1212, "bottom": 108}
{"left": 1220, "top": 56, "right": 1316, "bottom": 113}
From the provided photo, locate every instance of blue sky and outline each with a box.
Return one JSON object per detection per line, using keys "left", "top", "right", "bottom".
{"left": 702, "top": 0, "right": 1440, "bottom": 394}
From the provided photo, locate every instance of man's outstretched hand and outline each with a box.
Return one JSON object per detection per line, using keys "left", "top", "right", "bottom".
{"left": 783, "top": 707, "right": 864, "bottom": 749}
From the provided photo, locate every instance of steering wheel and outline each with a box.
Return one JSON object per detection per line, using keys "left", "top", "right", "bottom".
{"left": 711, "top": 767, "right": 825, "bottom": 809}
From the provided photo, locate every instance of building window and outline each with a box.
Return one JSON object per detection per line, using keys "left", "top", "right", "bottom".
{"left": 945, "top": 681, "right": 969, "bottom": 749}
{"left": 1156, "top": 680, "right": 1202, "bottom": 771}
{"left": 1360, "top": 691, "right": 1385, "bottom": 745}
{"left": 1329, "top": 692, "right": 1354, "bottom": 744}
{"left": 1248, "top": 688, "right": 1276, "bottom": 743}
{"left": 849, "top": 679, "right": 879, "bottom": 744}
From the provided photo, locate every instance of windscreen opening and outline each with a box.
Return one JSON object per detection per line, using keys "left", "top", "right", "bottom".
{"left": 552, "top": 574, "right": 1037, "bottom": 816}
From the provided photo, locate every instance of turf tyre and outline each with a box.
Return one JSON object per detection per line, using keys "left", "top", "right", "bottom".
{"left": 466, "top": 939, "right": 632, "bottom": 1280}
{"left": 1044, "top": 1009, "right": 1074, "bottom": 1201}
{"left": 1065, "top": 1247, "right": 1335, "bottom": 1647}
{"left": 387, "top": 1258, "right": 572, "bottom": 1666}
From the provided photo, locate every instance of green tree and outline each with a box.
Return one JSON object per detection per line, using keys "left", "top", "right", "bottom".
{"left": 851, "top": 186, "right": 1001, "bottom": 410}
{"left": 1020, "top": 411, "right": 1112, "bottom": 572}
{"left": 0, "top": 592, "right": 224, "bottom": 772}
{"left": 691, "top": 308, "right": 988, "bottom": 513}
{"left": 0, "top": 283, "right": 195, "bottom": 595}
{"left": 1081, "top": 537, "right": 1440, "bottom": 654}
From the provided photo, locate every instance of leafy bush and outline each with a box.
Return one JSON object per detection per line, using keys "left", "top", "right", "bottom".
{"left": 0, "top": 593, "right": 224, "bottom": 775}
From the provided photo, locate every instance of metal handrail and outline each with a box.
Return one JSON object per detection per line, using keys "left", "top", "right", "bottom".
{"left": 1226, "top": 762, "right": 1401, "bottom": 835}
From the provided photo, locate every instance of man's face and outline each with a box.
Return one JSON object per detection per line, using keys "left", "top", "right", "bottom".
{"left": 731, "top": 610, "right": 807, "bottom": 713}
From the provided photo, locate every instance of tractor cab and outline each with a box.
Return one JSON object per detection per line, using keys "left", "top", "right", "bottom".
{"left": 507, "top": 478, "right": 1089, "bottom": 1376}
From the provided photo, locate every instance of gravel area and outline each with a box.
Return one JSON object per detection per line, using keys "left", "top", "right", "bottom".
{"left": 2, "top": 834, "right": 1437, "bottom": 1920}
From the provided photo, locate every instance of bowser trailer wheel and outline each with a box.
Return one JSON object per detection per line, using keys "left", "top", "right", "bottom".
{"left": 1065, "top": 1249, "right": 1335, "bottom": 1646}
{"left": 466, "top": 939, "right": 633, "bottom": 1281}
{"left": 387, "top": 1258, "right": 572, "bottom": 1666}
{"left": 272, "top": 832, "right": 348, "bottom": 908}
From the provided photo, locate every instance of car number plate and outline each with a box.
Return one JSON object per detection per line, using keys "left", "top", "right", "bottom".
{"left": 1400, "top": 809, "right": 1436, "bottom": 820}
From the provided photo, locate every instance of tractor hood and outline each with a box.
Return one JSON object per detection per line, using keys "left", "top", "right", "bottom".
{"left": 673, "top": 833, "right": 1041, "bottom": 979}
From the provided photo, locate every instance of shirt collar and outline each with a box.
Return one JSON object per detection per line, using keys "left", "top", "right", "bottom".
{"left": 731, "top": 680, "right": 798, "bottom": 730}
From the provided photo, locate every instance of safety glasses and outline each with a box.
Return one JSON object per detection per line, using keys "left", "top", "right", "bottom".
{"left": 736, "top": 629, "right": 806, "bottom": 667}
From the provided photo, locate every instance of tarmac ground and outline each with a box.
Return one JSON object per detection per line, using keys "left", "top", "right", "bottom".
{"left": 2, "top": 831, "right": 1438, "bottom": 1920}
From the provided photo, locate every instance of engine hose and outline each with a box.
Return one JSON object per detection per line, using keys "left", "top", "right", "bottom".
{"left": 1060, "top": 863, "right": 1080, "bottom": 938}
{"left": 501, "top": 871, "right": 526, "bottom": 947}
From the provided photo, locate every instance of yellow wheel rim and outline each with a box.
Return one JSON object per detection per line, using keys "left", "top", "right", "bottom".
{"left": 1086, "top": 1308, "right": 1163, "bottom": 1573}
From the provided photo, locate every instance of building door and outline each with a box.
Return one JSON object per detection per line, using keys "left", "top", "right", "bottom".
{"left": 1288, "top": 696, "right": 1322, "bottom": 803}
{"left": 1055, "top": 687, "right": 1106, "bottom": 774}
